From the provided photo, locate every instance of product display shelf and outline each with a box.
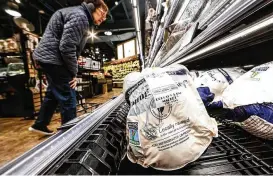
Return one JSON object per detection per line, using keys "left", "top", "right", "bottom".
{"left": 150, "top": 0, "right": 238, "bottom": 66}
{"left": 146, "top": 0, "right": 164, "bottom": 62}
{"left": 146, "top": 0, "right": 273, "bottom": 67}
{"left": 150, "top": 0, "right": 273, "bottom": 67}
{"left": 1, "top": 96, "right": 273, "bottom": 175}
{"left": 148, "top": 0, "right": 185, "bottom": 66}
{"left": 0, "top": 30, "right": 47, "bottom": 118}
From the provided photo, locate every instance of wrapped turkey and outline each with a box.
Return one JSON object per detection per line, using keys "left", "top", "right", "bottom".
{"left": 194, "top": 67, "right": 246, "bottom": 108}
{"left": 222, "top": 62, "right": 273, "bottom": 140}
{"left": 123, "top": 71, "right": 141, "bottom": 93}
{"left": 124, "top": 64, "right": 218, "bottom": 170}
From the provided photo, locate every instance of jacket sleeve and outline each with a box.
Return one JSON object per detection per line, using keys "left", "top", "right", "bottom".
{"left": 59, "top": 15, "right": 89, "bottom": 77}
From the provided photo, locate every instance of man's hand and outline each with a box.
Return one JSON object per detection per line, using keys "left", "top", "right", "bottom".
{"left": 69, "top": 77, "right": 77, "bottom": 89}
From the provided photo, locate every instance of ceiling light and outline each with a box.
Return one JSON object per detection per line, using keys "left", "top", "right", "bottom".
{"left": 104, "top": 31, "right": 112, "bottom": 36}
{"left": 115, "top": 1, "right": 119, "bottom": 5}
{"left": 15, "top": 0, "right": 21, "bottom": 3}
{"left": 39, "top": 10, "right": 45, "bottom": 14}
{"left": 5, "top": 9, "right": 21, "bottom": 17}
{"left": 88, "top": 29, "right": 97, "bottom": 42}
{"left": 89, "top": 31, "right": 96, "bottom": 38}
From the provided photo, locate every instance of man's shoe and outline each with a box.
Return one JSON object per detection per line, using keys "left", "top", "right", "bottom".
{"left": 29, "top": 124, "right": 54, "bottom": 135}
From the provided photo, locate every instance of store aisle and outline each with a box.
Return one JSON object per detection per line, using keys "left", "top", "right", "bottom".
{"left": 0, "top": 88, "right": 122, "bottom": 167}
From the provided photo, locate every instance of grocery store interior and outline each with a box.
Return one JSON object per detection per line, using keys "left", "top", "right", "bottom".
{"left": 1, "top": 0, "right": 273, "bottom": 175}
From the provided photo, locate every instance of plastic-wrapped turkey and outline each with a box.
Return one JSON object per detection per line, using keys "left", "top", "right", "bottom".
{"left": 222, "top": 62, "right": 273, "bottom": 140}
{"left": 124, "top": 64, "right": 218, "bottom": 170}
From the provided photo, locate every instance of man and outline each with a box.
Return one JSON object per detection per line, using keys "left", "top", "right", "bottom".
{"left": 29, "top": 0, "right": 108, "bottom": 135}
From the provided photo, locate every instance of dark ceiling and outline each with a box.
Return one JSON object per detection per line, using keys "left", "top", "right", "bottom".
{"left": 0, "top": 0, "right": 138, "bottom": 60}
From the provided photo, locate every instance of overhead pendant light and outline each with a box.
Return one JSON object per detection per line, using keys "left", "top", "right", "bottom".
{"left": 89, "top": 31, "right": 96, "bottom": 38}
{"left": 104, "top": 31, "right": 112, "bottom": 36}
{"left": 39, "top": 10, "right": 45, "bottom": 14}
{"left": 5, "top": 9, "right": 21, "bottom": 17}
{"left": 115, "top": 1, "right": 119, "bottom": 5}
{"left": 95, "top": 48, "right": 99, "bottom": 54}
{"left": 88, "top": 28, "right": 97, "bottom": 42}
{"left": 5, "top": 2, "right": 21, "bottom": 17}
{"left": 15, "top": 0, "right": 21, "bottom": 3}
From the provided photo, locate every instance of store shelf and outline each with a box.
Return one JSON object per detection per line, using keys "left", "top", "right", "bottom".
{"left": 148, "top": 0, "right": 185, "bottom": 66}
{"left": 160, "top": 0, "right": 269, "bottom": 66}
{"left": 146, "top": 0, "right": 273, "bottom": 67}
{"left": 164, "top": 13, "right": 273, "bottom": 66}
{"left": 118, "top": 124, "right": 273, "bottom": 175}
{"left": 2, "top": 98, "right": 273, "bottom": 175}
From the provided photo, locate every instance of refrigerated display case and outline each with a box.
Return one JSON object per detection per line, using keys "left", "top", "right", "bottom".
{"left": 1, "top": 0, "right": 273, "bottom": 175}
{"left": 1, "top": 95, "right": 273, "bottom": 175}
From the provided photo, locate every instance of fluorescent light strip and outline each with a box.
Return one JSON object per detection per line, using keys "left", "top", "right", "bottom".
{"left": 5, "top": 9, "right": 21, "bottom": 17}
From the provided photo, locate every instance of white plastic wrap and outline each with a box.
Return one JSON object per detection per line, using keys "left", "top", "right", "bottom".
{"left": 194, "top": 67, "right": 246, "bottom": 104}
{"left": 123, "top": 72, "right": 141, "bottom": 93}
{"left": 223, "top": 62, "right": 273, "bottom": 108}
{"left": 124, "top": 64, "right": 218, "bottom": 170}
{"left": 222, "top": 62, "right": 273, "bottom": 140}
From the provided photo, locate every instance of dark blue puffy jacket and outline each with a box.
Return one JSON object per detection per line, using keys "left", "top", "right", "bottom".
{"left": 33, "top": 3, "right": 93, "bottom": 77}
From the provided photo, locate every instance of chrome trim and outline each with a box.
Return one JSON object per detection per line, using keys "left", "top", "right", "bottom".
{"left": 0, "top": 95, "right": 125, "bottom": 175}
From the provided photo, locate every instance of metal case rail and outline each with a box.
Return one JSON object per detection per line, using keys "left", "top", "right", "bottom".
{"left": 44, "top": 102, "right": 130, "bottom": 175}
{"left": 0, "top": 95, "right": 125, "bottom": 175}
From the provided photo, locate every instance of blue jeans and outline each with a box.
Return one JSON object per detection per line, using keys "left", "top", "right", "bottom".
{"left": 34, "top": 62, "right": 76, "bottom": 126}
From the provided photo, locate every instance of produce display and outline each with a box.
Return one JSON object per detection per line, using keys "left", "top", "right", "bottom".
{"left": 0, "top": 37, "right": 20, "bottom": 53}
{"left": 7, "top": 63, "right": 25, "bottom": 76}
{"left": 104, "top": 60, "right": 139, "bottom": 85}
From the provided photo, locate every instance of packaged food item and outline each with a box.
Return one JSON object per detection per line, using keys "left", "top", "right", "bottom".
{"left": 189, "top": 70, "right": 204, "bottom": 81}
{"left": 154, "top": 0, "right": 209, "bottom": 66}
{"left": 124, "top": 64, "right": 218, "bottom": 170}
{"left": 222, "top": 62, "right": 273, "bottom": 140}
{"left": 123, "top": 71, "right": 141, "bottom": 93}
{"left": 194, "top": 67, "right": 245, "bottom": 108}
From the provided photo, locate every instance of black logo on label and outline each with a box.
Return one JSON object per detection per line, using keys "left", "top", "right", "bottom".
{"left": 150, "top": 99, "right": 172, "bottom": 122}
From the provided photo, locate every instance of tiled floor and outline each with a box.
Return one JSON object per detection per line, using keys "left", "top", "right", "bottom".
{"left": 0, "top": 88, "right": 122, "bottom": 167}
